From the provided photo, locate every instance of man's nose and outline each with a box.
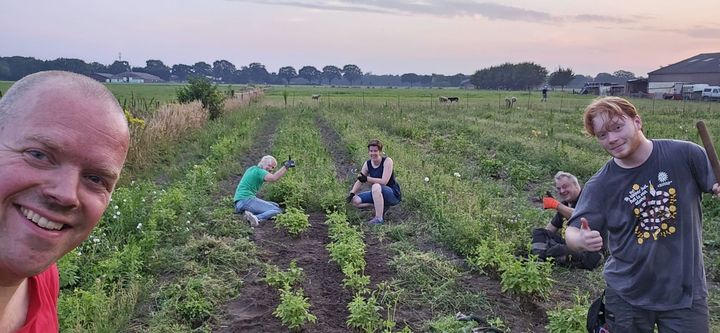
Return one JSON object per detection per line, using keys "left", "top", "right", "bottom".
{"left": 42, "top": 167, "right": 80, "bottom": 210}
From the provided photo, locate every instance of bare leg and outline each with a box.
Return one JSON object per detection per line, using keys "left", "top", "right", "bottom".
{"left": 371, "top": 183, "right": 384, "bottom": 219}
{"left": 351, "top": 196, "right": 373, "bottom": 208}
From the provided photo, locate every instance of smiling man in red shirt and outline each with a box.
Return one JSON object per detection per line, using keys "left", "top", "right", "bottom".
{"left": 0, "top": 71, "right": 129, "bottom": 332}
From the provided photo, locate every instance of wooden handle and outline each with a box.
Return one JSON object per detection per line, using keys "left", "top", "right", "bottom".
{"left": 696, "top": 121, "right": 720, "bottom": 183}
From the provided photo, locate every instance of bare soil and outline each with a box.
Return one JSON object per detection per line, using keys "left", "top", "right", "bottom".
{"left": 214, "top": 111, "right": 551, "bottom": 332}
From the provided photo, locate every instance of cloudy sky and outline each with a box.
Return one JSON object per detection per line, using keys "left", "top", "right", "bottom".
{"left": 2, "top": 0, "right": 718, "bottom": 77}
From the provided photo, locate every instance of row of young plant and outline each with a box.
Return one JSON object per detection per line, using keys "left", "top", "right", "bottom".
{"left": 319, "top": 104, "right": 591, "bottom": 331}
{"left": 57, "top": 102, "right": 264, "bottom": 331}
{"left": 263, "top": 105, "right": 346, "bottom": 211}
{"left": 260, "top": 106, "right": 414, "bottom": 331}
{"left": 325, "top": 212, "right": 411, "bottom": 333}
{"left": 269, "top": 108, "right": 500, "bottom": 329}
{"left": 263, "top": 261, "right": 318, "bottom": 329}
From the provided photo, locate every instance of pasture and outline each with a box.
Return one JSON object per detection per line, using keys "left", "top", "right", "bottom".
{"left": 3, "top": 80, "right": 720, "bottom": 332}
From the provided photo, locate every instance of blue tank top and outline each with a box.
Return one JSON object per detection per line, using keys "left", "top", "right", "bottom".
{"left": 366, "top": 157, "right": 401, "bottom": 199}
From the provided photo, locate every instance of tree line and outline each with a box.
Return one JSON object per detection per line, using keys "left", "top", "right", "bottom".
{"left": 0, "top": 56, "right": 636, "bottom": 89}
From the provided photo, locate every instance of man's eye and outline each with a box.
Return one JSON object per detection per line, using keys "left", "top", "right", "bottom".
{"left": 27, "top": 150, "right": 48, "bottom": 160}
{"left": 87, "top": 175, "right": 105, "bottom": 185}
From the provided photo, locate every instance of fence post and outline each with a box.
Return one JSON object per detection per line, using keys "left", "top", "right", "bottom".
{"left": 527, "top": 88, "right": 531, "bottom": 109}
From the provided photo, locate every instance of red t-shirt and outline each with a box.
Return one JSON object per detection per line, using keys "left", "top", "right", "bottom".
{"left": 15, "top": 264, "right": 59, "bottom": 333}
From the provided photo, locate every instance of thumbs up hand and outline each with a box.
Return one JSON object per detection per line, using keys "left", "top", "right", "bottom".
{"left": 579, "top": 218, "right": 603, "bottom": 252}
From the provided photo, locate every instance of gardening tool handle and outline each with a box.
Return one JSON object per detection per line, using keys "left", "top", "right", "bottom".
{"left": 696, "top": 121, "right": 720, "bottom": 183}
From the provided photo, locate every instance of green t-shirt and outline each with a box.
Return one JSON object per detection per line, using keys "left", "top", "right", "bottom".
{"left": 234, "top": 166, "right": 269, "bottom": 201}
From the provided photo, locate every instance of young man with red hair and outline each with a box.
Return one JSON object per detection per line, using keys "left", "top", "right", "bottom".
{"left": 566, "top": 96, "right": 720, "bottom": 332}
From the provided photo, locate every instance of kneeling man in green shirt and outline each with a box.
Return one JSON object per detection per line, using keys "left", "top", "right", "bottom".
{"left": 234, "top": 155, "right": 295, "bottom": 226}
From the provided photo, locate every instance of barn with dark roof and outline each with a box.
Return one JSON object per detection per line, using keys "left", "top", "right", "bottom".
{"left": 648, "top": 52, "right": 720, "bottom": 85}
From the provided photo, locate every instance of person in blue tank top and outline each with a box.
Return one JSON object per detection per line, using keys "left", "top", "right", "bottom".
{"left": 346, "top": 139, "right": 401, "bottom": 224}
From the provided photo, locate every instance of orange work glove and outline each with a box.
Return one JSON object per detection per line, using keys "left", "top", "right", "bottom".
{"left": 543, "top": 197, "right": 560, "bottom": 210}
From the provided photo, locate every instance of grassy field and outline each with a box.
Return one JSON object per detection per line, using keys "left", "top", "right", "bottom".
{"left": 5, "top": 80, "right": 720, "bottom": 332}
{"left": 0, "top": 80, "right": 249, "bottom": 108}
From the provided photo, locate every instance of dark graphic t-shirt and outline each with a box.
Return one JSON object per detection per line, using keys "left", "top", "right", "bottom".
{"left": 569, "top": 140, "right": 716, "bottom": 310}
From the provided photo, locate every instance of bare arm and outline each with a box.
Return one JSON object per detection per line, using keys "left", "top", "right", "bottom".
{"left": 264, "top": 166, "right": 288, "bottom": 182}
{"left": 555, "top": 203, "right": 574, "bottom": 220}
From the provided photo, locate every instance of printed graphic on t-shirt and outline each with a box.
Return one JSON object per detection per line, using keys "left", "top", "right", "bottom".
{"left": 623, "top": 171, "right": 677, "bottom": 245}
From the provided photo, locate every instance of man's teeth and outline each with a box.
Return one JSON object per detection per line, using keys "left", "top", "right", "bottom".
{"left": 20, "top": 207, "right": 63, "bottom": 230}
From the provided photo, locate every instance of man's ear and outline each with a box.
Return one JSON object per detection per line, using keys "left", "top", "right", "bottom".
{"left": 633, "top": 115, "right": 643, "bottom": 131}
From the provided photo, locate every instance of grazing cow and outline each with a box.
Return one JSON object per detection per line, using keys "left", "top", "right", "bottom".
{"left": 504, "top": 96, "right": 517, "bottom": 108}
{"left": 312, "top": 94, "right": 321, "bottom": 100}
{"left": 447, "top": 96, "right": 459, "bottom": 103}
{"left": 438, "top": 96, "right": 449, "bottom": 103}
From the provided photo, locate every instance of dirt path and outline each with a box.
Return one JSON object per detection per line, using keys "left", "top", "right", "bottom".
{"left": 216, "top": 213, "right": 352, "bottom": 332}
{"left": 315, "top": 113, "right": 549, "bottom": 332}
{"left": 215, "top": 111, "right": 548, "bottom": 332}
{"left": 215, "top": 112, "right": 399, "bottom": 332}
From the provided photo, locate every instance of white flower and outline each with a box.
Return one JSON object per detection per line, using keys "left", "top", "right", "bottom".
{"left": 453, "top": 172, "right": 461, "bottom": 178}
{"left": 136, "top": 223, "right": 143, "bottom": 230}
{"left": 424, "top": 177, "right": 430, "bottom": 182}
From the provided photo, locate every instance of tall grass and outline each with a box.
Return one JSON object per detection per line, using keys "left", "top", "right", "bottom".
{"left": 124, "top": 89, "right": 264, "bottom": 174}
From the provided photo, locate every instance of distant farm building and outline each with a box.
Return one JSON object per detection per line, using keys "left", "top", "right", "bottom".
{"left": 88, "top": 72, "right": 114, "bottom": 82}
{"left": 626, "top": 78, "right": 649, "bottom": 97}
{"left": 648, "top": 53, "right": 720, "bottom": 85}
{"left": 89, "top": 71, "right": 165, "bottom": 83}
{"left": 579, "top": 82, "right": 625, "bottom": 96}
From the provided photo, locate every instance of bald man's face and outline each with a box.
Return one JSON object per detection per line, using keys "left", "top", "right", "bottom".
{"left": 0, "top": 85, "right": 129, "bottom": 282}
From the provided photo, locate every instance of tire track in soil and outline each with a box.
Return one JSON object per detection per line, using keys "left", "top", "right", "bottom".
{"left": 215, "top": 112, "right": 352, "bottom": 333}
{"left": 315, "top": 115, "right": 548, "bottom": 332}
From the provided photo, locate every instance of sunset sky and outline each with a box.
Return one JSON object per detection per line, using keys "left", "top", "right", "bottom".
{"left": 2, "top": 0, "right": 718, "bottom": 77}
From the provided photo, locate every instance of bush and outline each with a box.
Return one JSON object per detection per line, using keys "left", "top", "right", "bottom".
{"left": 545, "top": 295, "right": 589, "bottom": 333}
{"left": 274, "top": 207, "right": 311, "bottom": 236}
{"left": 264, "top": 261, "right": 305, "bottom": 289}
{"left": 176, "top": 77, "right": 226, "bottom": 120}
{"left": 274, "top": 288, "right": 317, "bottom": 330}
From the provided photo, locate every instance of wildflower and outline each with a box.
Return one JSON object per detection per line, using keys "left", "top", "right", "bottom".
{"left": 424, "top": 177, "right": 430, "bottom": 182}
{"left": 136, "top": 223, "right": 143, "bottom": 230}
{"left": 454, "top": 172, "right": 461, "bottom": 178}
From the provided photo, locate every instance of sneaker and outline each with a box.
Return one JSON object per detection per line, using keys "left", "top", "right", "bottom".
{"left": 244, "top": 211, "right": 259, "bottom": 227}
{"left": 367, "top": 217, "right": 384, "bottom": 225}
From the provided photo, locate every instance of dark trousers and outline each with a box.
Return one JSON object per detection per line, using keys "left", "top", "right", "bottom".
{"left": 605, "top": 287, "right": 708, "bottom": 333}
